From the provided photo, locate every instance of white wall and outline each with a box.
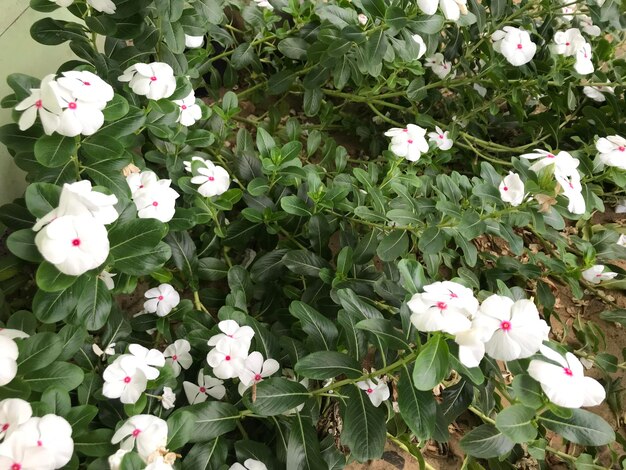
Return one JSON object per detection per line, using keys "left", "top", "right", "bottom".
{"left": 0, "top": 3, "right": 78, "bottom": 204}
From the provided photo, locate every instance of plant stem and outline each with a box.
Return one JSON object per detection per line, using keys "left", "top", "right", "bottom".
{"left": 193, "top": 290, "right": 211, "bottom": 315}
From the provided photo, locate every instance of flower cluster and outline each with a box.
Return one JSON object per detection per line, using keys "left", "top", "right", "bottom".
{"left": 16, "top": 70, "right": 114, "bottom": 136}
{"left": 385, "top": 124, "right": 453, "bottom": 161}
{"left": 553, "top": 28, "right": 594, "bottom": 75}
{"left": 0, "top": 329, "right": 28, "bottom": 386}
{"left": 126, "top": 171, "right": 180, "bottom": 223}
{"left": 596, "top": 135, "right": 626, "bottom": 171}
{"left": 33, "top": 181, "right": 118, "bottom": 275}
{"left": 0, "top": 399, "right": 73, "bottom": 470}
{"left": 408, "top": 281, "right": 605, "bottom": 408}
{"left": 109, "top": 415, "right": 173, "bottom": 469}
{"left": 118, "top": 63, "right": 177, "bottom": 101}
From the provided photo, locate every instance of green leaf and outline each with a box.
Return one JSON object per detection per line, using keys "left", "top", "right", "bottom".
{"left": 32, "top": 283, "right": 80, "bottom": 323}
{"left": 17, "top": 332, "right": 63, "bottom": 373}
{"left": 243, "top": 378, "right": 308, "bottom": 416}
{"left": 24, "top": 362, "right": 84, "bottom": 392}
{"left": 25, "top": 182, "right": 60, "bottom": 218}
{"left": 74, "top": 429, "right": 115, "bottom": 457}
{"left": 460, "top": 424, "right": 515, "bottom": 459}
{"left": 281, "top": 195, "right": 313, "bottom": 217}
{"left": 7, "top": 229, "right": 43, "bottom": 263}
{"left": 35, "top": 262, "right": 78, "bottom": 292}
{"left": 287, "top": 412, "right": 328, "bottom": 470}
{"left": 120, "top": 452, "right": 145, "bottom": 470}
{"left": 168, "top": 410, "right": 196, "bottom": 450}
{"left": 278, "top": 38, "right": 308, "bottom": 60}
{"left": 183, "top": 438, "right": 228, "bottom": 470}
{"left": 267, "top": 70, "right": 296, "bottom": 95}
{"left": 34, "top": 134, "right": 76, "bottom": 168}
{"left": 599, "top": 309, "right": 626, "bottom": 327}
{"left": 397, "top": 364, "right": 436, "bottom": 441}
{"left": 283, "top": 250, "right": 331, "bottom": 277}
{"left": 511, "top": 374, "right": 544, "bottom": 409}
{"left": 361, "top": 0, "right": 386, "bottom": 18}
{"left": 412, "top": 334, "right": 449, "bottom": 391}
{"left": 376, "top": 231, "right": 409, "bottom": 262}
{"left": 102, "top": 94, "right": 130, "bottom": 121}
{"left": 289, "top": 301, "right": 338, "bottom": 351}
{"left": 81, "top": 135, "right": 124, "bottom": 159}
{"left": 295, "top": 351, "right": 362, "bottom": 379}
{"left": 165, "top": 231, "right": 198, "bottom": 288}
{"left": 41, "top": 386, "right": 71, "bottom": 416}
{"left": 183, "top": 401, "right": 240, "bottom": 443}
{"left": 341, "top": 385, "right": 386, "bottom": 462}
{"left": 256, "top": 127, "right": 276, "bottom": 157}
{"left": 418, "top": 227, "right": 446, "bottom": 254}
{"left": 363, "top": 29, "right": 387, "bottom": 77}
{"left": 495, "top": 404, "right": 538, "bottom": 443}
{"left": 412, "top": 14, "right": 445, "bottom": 34}
{"left": 231, "top": 42, "right": 256, "bottom": 69}
{"left": 355, "top": 318, "right": 411, "bottom": 350}
{"left": 539, "top": 410, "right": 615, "bottom": 446}
{"left": 75, "top": 276, "right": 112, "bottom": 330}
{"left": 250, "top": 249, "right": 288, "bottom": 283}
{"left": 198, "top": 257, "right": 228, "bottom": 281}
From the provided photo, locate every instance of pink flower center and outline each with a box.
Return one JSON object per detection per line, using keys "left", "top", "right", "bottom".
{"left": 158, "top": 295, "right": 164, "bottom": 301}
{"left": 152, "top": 201, "right": 159, "bottom": 207}
{"left": 569, "top": 182, "right": 574, "bottom": 189}
{"left": 37, "top": 440, "right": 43, "bottom": 447}
{"left": 11, "top": 463, "right": 21, "bottom": 470}
{"left": 565, "top": 42, "right": 570, "bottom": 46}
{"left": 181, "top": 105, "right": 187, "bottom": 110}
{"left": 407, "top": 139, "right": 413, "bottom": 144}
{"left": 132, "top": 429, "right": 141, "bottom": 437}
{"left": 150, "top": 76, "right": 157, "bottom": 81}
{"left": 366, "top": 388, "right": 373, "bottom": 394}
{"left": 139, "top": 185, "right": 144, "bottom": 189}
{"left": 517, "top": 43, "right": 523, "bottom": 49}
{"left": 35, "top": 99, "right": 42, "bottom": 109}
{"left": 83, "top": 81, "right": 91, "bottom": 86}
{"left": 208, "top": 176, "right": 215, "bottom": 181}
{"left": 563, "top": 367, "right": 573, "bottom": 376}
{"left": 72, "top": 238, "right": 81, "bottom": 247}
{"left": 254, "top": 374, "right": 262, "bottom": 381}
{"left": 500, "top": 320, "right": 512, "bottom": 331}
{"left": 123, "top": 376, "right": 131, "bottom": 383}
{"left": 436, "top": 301, "right": 447, "bottom": 310}
{"left": 225, "top": 355, "right": 231, "bottom": 361}
{"left": 402, "top": 129, "right": 408, "bottom": 133}
{"left": 1, "top": 424, "right": 8, "bottom": 432}
{"left": 199, "top": 386, "right": 206, "bottom": 393}
{"left": 69, "top": 102, "right": 77, "bottom": 110}
{"left": 450, "top": 292, "right": 458, "bottom": 298}
{"left": 618, "top": 146, "right": 625, "bottom": 152}
{"left": 172, "top": 355, "right": 178, "bottom": 360}
{"left": 547, "top": 153, "right": 555, "bottom": 158}
{"left": 503, "top": 186, "right": 508, "bottom": 191}
{"left": 439, "top": 135, "right": 444, "bottom": 139}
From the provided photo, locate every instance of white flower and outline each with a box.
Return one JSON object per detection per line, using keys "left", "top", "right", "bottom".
{"left": 574, "top": 43, "right": 594, "bottom": 75}
{"left": 98, "top": 270, "right": 116, "bottom": 290}
{"left": 561, "top": 3, "right": 576, "bottom": 21}
{"left": 428, "top": 126, "right": 453, "bottom": 150}
{"left": 596, "top": 135, "right": 626, "bottom": 170}
{"left": 528, "top": 345, "right": 606, "bottom": 408}
{"left": 553, "top": 28, "right": 585, "bottom": 57}
{"left": 102, "top": 355, "right": 148, "bottom": 404}
{"left": 0, "top": 433, "right": 51, "bottom": 470}
{"left": 56, "top": 70, "right": 114, "bottom": 105}
{"left": 14, "top": 74, "right": 61, "bottom": 135}
{"left": 111, "top": 415, "right": 168, "bottom": 460}
{"left": 50, "top": 83, "right": 106, "bottom": 137}
{"left": 174, "top": 92, "right": 202, "bottom": 127}
{"left": 494, "top": 27, "right": 537, "bottom": 66}
{"left": 127, "top": 171, "right": 159, "bottom": 196}
{"left": 34, "top": 215, "right": 109, "bottom": 276}
{"left": 118, "top": 63, "right": 177, "bottom": 100}
{"left": 207, "top": 341, "right": 247, "bottom": 380}
{"left": 582, "top": 265, "right": 618, "bottom": 284}
{"left": 473, "top": 83, "right": 487, "bottom": 97}
{"left": 416, "top": 0, "right": 468, "bottom": 20}
{"left": 0, "top": 329, "right": 29, "bottom": 340}
{"left": 424, "top": 53, "right": 453, "bottom": 79}
{"left": 473, "top": 295, "right": 550, "bottom": 362}
{"left": 578, "top": 15, "right": 601, "bottom": 36}
{"left": 132, "top": 180, "right": 180, "bottom": 223}
{"left": 184, "top": 34, "right": 204, "bottom": 48}
{"left": 144, "top": 284, "right": 180, "bottom": 317}
{"left": 108, "top": 449, "right": 130, "bottom": 470}
{"left": 384, "top": 124, "right": 429, "bottom": 162}
{"left": 161, "top": 387, "right": 176, "bottom": 410}
{"left": 617, "top": 234, "right": 626, "bottom": 247}
{"left": 207, "top": 320, "right": 255, "bottom": 352}
{"left": 253, "top": 0, "right": 273, "bottom": 9}
{"left": 92, "top": 342, "right": 116, "bottom": 359}
{"left": 455, "top": 327, "right": 490, "bottom": 368}
{"left": 0, "top": 399, "right": 32, "bottom": 440}
{"left": 128, "top": 344, "right": 166, "bottom": 380}
{"left": 187, "top": 159, "right": 231, "bottom": 197}
{"left": 408, "top": 281, "right": 478, "bottom": 334}
{"left": 520, "top": 149, "right": 579, "bottom": 176}
{"left": 183, "top": 371, "right": 226, "bottom": 404}
{"left": 356, "top": 378, "right": 390, "bottom": 407}
{"left": 229, "top": 459, "right": 268, "bottom": 470}
{"left": 499, "top": 172, "right": 525, "bottom": 207}
{"left": 0, "top": 337, "right": 19, "bottom": 387}
{"left": 583, "top": 85, "right": 614, "bottom": 102}
{"left": 411, "top": 34, "right": 427, "bottom": 60}
{"left": 237, "top": 352, "right": 280, "bottom": 395}
{"left": 555, "top": 170, "right": 586, "bottom": 215}
{"left": 87, "top": 0, "right": 116, "bottom": 13}
{"left": 163, "top": 339, "right": 193, "bottom": 377}
{"left": 15, "top": 415, "right": 73, "bottom": 469}
{"left": 358, "top": 13, "right": 368, "bottom": 25}
{"left": 50, "top": 0, "right": 73, "bottom": 6}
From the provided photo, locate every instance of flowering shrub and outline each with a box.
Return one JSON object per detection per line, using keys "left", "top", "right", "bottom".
{"left": 0, "top": 0, "right": 625, "bottom": 468}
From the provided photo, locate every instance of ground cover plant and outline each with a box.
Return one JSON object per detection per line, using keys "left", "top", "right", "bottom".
{"left": 0, "top": 0, "right": 625, "bottom": 468}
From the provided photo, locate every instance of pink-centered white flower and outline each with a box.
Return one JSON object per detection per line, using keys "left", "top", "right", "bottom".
{"left": 0, "top": 399, "right": 32, "bottom": 441}
{"left": 14, "top": 74, "right": 61, "bottom": 135}
{"left": 174, "top": 91, "right": 202, "bottom": 127}
{"left": 411, "top": 34, "right": 427, "bottom": 60}
{"left": 56, "top": 70, "right": 114, "bottom": 105}
{"left": 416, "top": 0, "right": 468, "bottom": 20}
{"left": 111, "top": 415, "right": 168, "bottom": 460}
{"left": 492, "top": 26, "right": 536, "bottom": 66}
{"left": 583, "top": 85, "right": 614, "bottom": 102}
{"left": 428, "top": 126, "right": 453, "bottom": 151}
{"left": 0, "top": 432, "right": 52, "bottom": 470}
{"left": 50, "top": 82, "right": 107, "bottom": 137}
{"left": 128, "top": 344, "right": 166, "bottom": 380}
{"left": 34, "top": 215, "right": 109, "bottom": 276}
{"left": 237, "top": 352, "right": 280, "bottom": 395}
{"left": 528, "top": 345, "right": 606, "bottom": 408}
{"left": 553, "top": 28, "right": 585, "bottom": 57}
{"left": 144, "top": 284, "right": 180, "bottom": 317}
{"left": 207, "top": 320, "right": 255, "bottom": 351}
{"left": 164, "top": 339, "right": 193, "bottom": 377}
{"left": 385, "top": 124, "right": 429, "bottom": 162}
{"left": 408, "top": 281, "right": 478, "bottom": 334}
{"left": 596, "top": 135, "right": 626, "bottom": 170}
{"left": 161, "top": 387, "right": 176, "bottom": 410}
{"left": 424, "top": 53, "right": 453, "bottom": 79}
{"left": 574, "top": 43, "right": 594, "bottom": 75}
{"left": 183, "top": 371, "right": 226, "bottom": 404}
{"left": 473, "top": 295, "right": 550, "bottom": 362}
{"left": 118, "top": 63, "right": 176, "bottom": 100}
{"left": 582, "top": 265, "right": 618, "bottom": 284}
{"left": 578, "top": 15, "right": 601, "bottom": 36}
{"left": 132, "top": 179, "right": 180, "bottom": 223}
{"left": 499, "top": 172, "right": 525, "bottom": 207}
{"left": 520, "top": 149, "right": 579, "bottom": 176}
{"left": 356, "top": 378, "right": 390, "bottom": 407}
{"left": 15, "top": 415, "right": 74, "bottom": 469}
{"left": 186, "top": 158, "right": 231, "bottom": 198}
{"left": 102, "top": 355, "right": 148, "bottom": 404}
{"left": 184, "top": 35, "right": 204, "bottom": 49}
{"left": 207, "top": 340, "right": 247, "bottom": 380}
{"left": 555, "top": 170, "right": 586, "bottom": 215}
{"left": 127, "top": 171, "right": 159, "bottom": 196}
{"left": 229, "top": 459, "right": 268, "bottom": 470}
